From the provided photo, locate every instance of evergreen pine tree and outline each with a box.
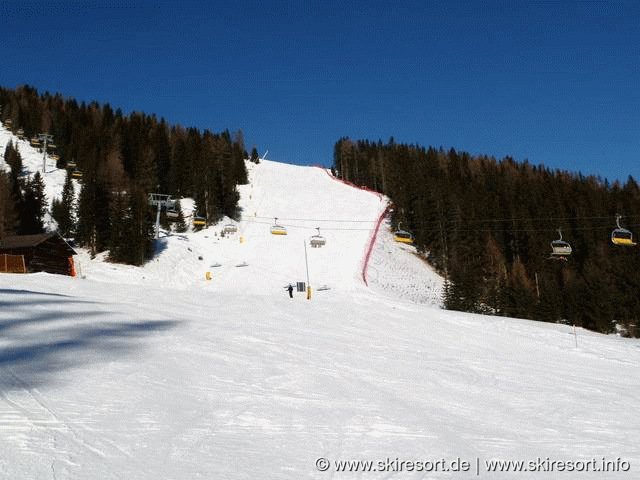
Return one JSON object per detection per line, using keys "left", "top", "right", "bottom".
{"left": 127, "top": 186, "right": 153, "bottom": 265}
{"left": 76, "top": 180, "right": 111, "bottom": 257}
{"left": 51, "top": 198, "right": 64, "bottom": 233}
{"left": 60, "top": 169, "right": 75, "bottom": 235}
{"left": 250, "top": 146, "right": 260, "bottom": 163}
{"left": 4, "top": 140, "right": 22, "bottom": 178}
{"left": 19, "top": 173, "right": 46, "bottom": 234}
{"left": 174, "top": 201, "right": 187, "bottom": 233}
{"left": 108, "top": 190, "right": 131, "bottom": 263}
{"left": 0, "top": 170, "right": 17, "bottom": 237}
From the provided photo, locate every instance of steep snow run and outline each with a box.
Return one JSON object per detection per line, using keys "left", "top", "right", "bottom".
{"left": 144, "top": 159, "right": 388, "bottom": 293}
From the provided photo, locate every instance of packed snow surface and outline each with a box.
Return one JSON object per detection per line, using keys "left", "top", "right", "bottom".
{"left": 1, "top": 126, "right": 639, "bottom": 478}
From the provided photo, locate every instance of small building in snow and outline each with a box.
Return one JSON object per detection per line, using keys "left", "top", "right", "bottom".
{"left": 0, "top": 233, "right": 77, "bottom": 276}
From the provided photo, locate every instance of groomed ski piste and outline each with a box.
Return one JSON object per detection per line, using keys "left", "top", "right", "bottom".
{"left": 1, "top": 125, "right": 639, "bottom": 479}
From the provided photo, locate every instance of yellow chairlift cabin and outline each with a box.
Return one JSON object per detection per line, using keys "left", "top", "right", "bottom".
{"left": 550, "top": 228, "right": 572, "bottom": 259}
{"left": 193, "top": 213, "right": 206, "bottom": 227}
{"left": 393, "top": 223, "right": 414, "bottom": 244}
{"left": 270, "top": 217, "right": 287, "bottom": 235}
{"left": 611, "top": 215, "right": 636, "bottom": 246}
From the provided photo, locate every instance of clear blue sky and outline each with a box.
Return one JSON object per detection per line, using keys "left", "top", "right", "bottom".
{"left": 2, "top": 0, "right": 640, "bottom": 181}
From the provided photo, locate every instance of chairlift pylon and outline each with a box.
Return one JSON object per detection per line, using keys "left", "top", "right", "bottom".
{"left": 611, "top": 214, "right": 636, "bottom": 246}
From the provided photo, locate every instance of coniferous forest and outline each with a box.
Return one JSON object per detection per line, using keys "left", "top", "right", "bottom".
{"left": 334, "top": 137, "right": 640, "bottom": 337}
{"left": 0, "top": 85, "right": 248, "bottom": 265}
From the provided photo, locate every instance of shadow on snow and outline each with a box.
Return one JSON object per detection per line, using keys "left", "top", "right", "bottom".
{"left": 0, "top": 287, "right": 179, "bottom": 391}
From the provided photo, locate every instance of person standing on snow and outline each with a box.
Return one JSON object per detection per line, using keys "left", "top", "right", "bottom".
{"left": 288, "top": 284, "right": 293, "bottom": 298}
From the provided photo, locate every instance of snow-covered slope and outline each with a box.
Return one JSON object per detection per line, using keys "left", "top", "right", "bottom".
{"left": 1, "top": 273, "right": 638, "bottom": 479}
{"left": 1, "top": 125, "right": 639, "bottom": 479}
{"left": 367, "top": 221, "right": 443, "bottom": 307}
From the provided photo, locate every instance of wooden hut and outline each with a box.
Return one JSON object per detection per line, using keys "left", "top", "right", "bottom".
{"left": 0, "top": 233, "right": 77, "bottom": 276}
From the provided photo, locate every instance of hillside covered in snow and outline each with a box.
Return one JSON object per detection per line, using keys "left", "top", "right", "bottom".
{"left": 1, "top": 126, "right": 639, "bottom": 479}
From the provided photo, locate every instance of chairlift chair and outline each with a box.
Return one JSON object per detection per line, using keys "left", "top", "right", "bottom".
{"left": 310, "top": 227, "right": 326, "bottom": 247}
{"left": 166, "top": 204, "right": 179, "bottom": 220}
{"left": 611, "top": 215, "right": 636, "bottom": 246}
{"left": 393, "top": 223, "right": 414, "bottom": 244}
{"left": 193, "top": 214, "right": 206, "bottom": 227}
{"left": 550, "top": 228, "right": 572, "bottom": 258}
{"left": 67, "top": 160, "right": 77, "bottom": 169}
{"left": 223, "top": 223, "right": 238, "bottom": 234}
{"left": 270, "top": 217, "right": 287, "bottom": 235}
{"left": 71, "top": 169, "right": 83, "bottom": 179}
{"left": 30, "top": 138, "right": 41, "bottom": 147}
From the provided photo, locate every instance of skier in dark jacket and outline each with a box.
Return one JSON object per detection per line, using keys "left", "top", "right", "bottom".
{"left": 287, "top": 284, "right": 293, "bottom": 298}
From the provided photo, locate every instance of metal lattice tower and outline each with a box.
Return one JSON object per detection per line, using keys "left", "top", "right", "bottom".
{"left": 148, "top": 193, "right": 176, "bottom": 239}
{"left": 37, "top": 133, "right": 54, "bottom": 173}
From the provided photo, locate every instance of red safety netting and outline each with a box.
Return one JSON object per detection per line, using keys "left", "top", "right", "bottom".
{"left": 314, "top": 165, "right": 390, "bottom": 286}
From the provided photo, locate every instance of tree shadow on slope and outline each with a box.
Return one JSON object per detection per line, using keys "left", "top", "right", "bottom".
{"left": 0, "top": 288, "right": 179, "bottom": 391}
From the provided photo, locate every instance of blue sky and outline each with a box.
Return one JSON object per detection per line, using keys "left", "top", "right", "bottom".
{"left": 1, "top": 0, "right": 640, "bottom": 181}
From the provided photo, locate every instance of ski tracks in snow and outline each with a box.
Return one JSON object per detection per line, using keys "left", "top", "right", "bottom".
{"left": 0, "top": 367, "right": 131, "bottom": 476}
